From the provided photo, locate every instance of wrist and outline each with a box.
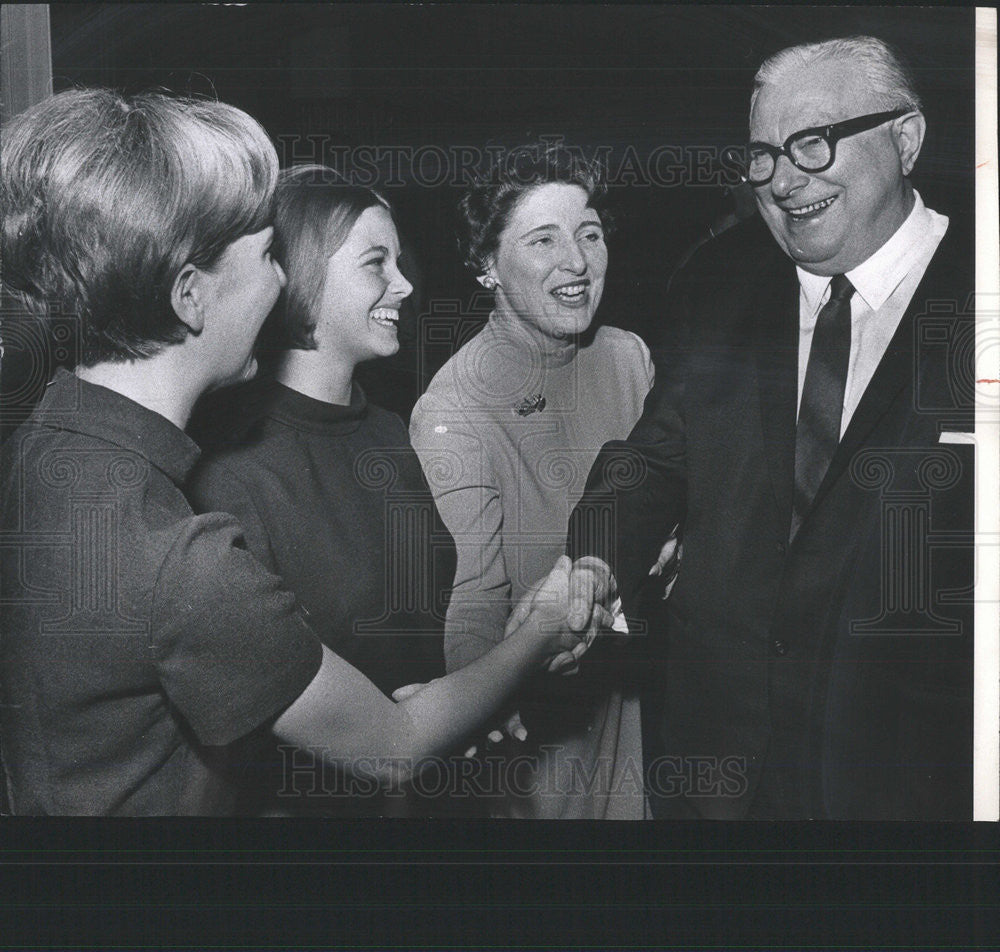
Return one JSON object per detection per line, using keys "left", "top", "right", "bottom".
{"left": 507, "top": 613, "right": 558, "bottom": 668}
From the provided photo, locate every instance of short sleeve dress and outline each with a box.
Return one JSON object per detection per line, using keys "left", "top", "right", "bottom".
{"left": 0, "top": 371, "right": 322, "bottom": 815}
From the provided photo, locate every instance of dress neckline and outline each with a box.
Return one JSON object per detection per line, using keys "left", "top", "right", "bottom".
{"left": 486, "top": 313, "right": 581, "bottom": 370}
{"left": 265, "top": 380, "right": 369, "bottom": 434}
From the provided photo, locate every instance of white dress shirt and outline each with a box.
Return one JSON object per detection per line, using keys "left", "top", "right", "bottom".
{"left": 795, "top": 190, "right": 949, "bottom": 436}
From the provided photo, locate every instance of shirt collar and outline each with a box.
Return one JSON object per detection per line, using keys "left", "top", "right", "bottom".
{"left": 33, "top": 368, "right": 201, "bottom": 485}
{"left": 796, "top": 190, "right": 937, "bottom": 317}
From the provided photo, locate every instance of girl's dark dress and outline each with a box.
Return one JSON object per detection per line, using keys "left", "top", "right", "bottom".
{"left": 190, "top": 380, "right": 456, "bottom": 815}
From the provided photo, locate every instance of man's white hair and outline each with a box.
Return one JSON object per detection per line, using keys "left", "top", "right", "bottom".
{"left": 750, "top": 35, "right": 923, "bottom": 121}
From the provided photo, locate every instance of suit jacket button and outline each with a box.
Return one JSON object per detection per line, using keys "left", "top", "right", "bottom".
{"left": 771, "top": 639, "right": 788, "bottom": 656}
{"left": 775, "top": 541, "right": 786, "bottom": 555}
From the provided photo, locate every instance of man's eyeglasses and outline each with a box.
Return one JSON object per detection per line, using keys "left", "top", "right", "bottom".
{"left": 746, "top": 109, "right": 909, "bottom": 186}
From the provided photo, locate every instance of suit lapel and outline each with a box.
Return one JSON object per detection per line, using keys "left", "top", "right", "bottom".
{"left": 752, "top": 258, "right": 800, "bottom": 526}
{"left": 808, "top": 228, "right": 957, "bottom": 518}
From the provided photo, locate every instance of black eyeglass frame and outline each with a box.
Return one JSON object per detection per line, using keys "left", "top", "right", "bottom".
{"left": 746, "top": 109, "right": 910, "bottom": 186}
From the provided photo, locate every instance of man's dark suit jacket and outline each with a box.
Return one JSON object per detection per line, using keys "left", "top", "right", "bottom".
{"left": 569, "top": 213, "right": 975, "bottom": 820}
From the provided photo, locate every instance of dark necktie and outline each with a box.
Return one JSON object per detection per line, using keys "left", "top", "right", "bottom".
{"left": 790, "top": 273, "right": 855, "bottom": 541}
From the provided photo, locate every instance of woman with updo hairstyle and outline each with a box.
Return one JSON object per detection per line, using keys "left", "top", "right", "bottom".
{"left": 0, "top": 94, "right": 591, "bottom": 816}
{"left": 410, "top": 144, "right": 655, "bottom": 819}
{"left": 189, "top": 165, "right": 459, "bottom": 815}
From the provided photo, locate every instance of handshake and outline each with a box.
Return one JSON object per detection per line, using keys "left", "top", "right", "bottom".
{"left": 505, "top": 554, "right": 621, "bottom": 676}
{"left": 478, "top": 537, "right": 680, "bottom": 747}
{"left": 511, "top": 530, "right": 681, "bottom": 675}
{"left": 392, "top": 538, "right": 680, "bottom": 752}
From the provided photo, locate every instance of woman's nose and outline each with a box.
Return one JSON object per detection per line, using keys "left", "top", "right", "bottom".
{"left": 560, "top": 239, "right": 587, "bottom": 274}
{"left": 392, "top": 265, "right": 413, "bottom": 301}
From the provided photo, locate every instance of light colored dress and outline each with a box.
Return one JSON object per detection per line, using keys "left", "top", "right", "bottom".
{"left": 410, "top": 315, "right": 653, "bottom": 819}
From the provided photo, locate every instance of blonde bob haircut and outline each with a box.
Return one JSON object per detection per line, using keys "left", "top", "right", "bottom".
{"left": 1, "top": 88, "right": 279, "bottom": 365}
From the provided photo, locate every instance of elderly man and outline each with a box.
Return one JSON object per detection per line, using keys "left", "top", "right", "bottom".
{"left": 568, "top": 36, "right": 974, "bottom": 819}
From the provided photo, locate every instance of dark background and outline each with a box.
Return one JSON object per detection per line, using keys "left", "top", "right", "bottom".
{"left": 3, "top": 2, "right": 976, "bottom": 425}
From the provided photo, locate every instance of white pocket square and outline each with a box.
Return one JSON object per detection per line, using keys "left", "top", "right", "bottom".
{"left": 939, "top": 431, "right": 976, "bottom": 444}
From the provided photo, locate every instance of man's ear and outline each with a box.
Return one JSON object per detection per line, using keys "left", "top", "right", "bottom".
{"left": 895, "top": 111, "right": 926, "bottom": 177}
{"left": 170, "top": 262, "right": 206, "bottom": 334}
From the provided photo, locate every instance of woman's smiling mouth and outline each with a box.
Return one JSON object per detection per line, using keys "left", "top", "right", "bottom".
{"left": 370, "top": 307, "right": 399, "bottom": 328}
{"left": 550, "top": 280, "right": 590, "bottom": 305}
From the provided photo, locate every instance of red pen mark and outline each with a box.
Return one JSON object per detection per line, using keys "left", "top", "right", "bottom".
{"left": 976, "top": 378, "right": 1000, "bottom": 384}
{"left": 976, "top": 161, "right": 990, "bottom": 168}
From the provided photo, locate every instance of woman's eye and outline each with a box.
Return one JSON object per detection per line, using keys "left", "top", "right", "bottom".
{"left": 530, "top": 236, "right": 554, "bottom": 247}
{"left": 364, "top": 257, "right": 386, "bottom": 268}
{"left": 581, "top": 231, "right": 603, "bottom": 243}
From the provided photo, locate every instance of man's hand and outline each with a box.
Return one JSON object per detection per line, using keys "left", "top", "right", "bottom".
{"left": 648, "top": 529, "right": 680, "bottom": 577}
{"left": 648, "top": 528, "right": 682, "bottom": 599}
{"left": 527, "top": 556, "right": 615, "bottom": 676}
{"left": 567, "top": 556, "right": 617, "bottom": 633}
